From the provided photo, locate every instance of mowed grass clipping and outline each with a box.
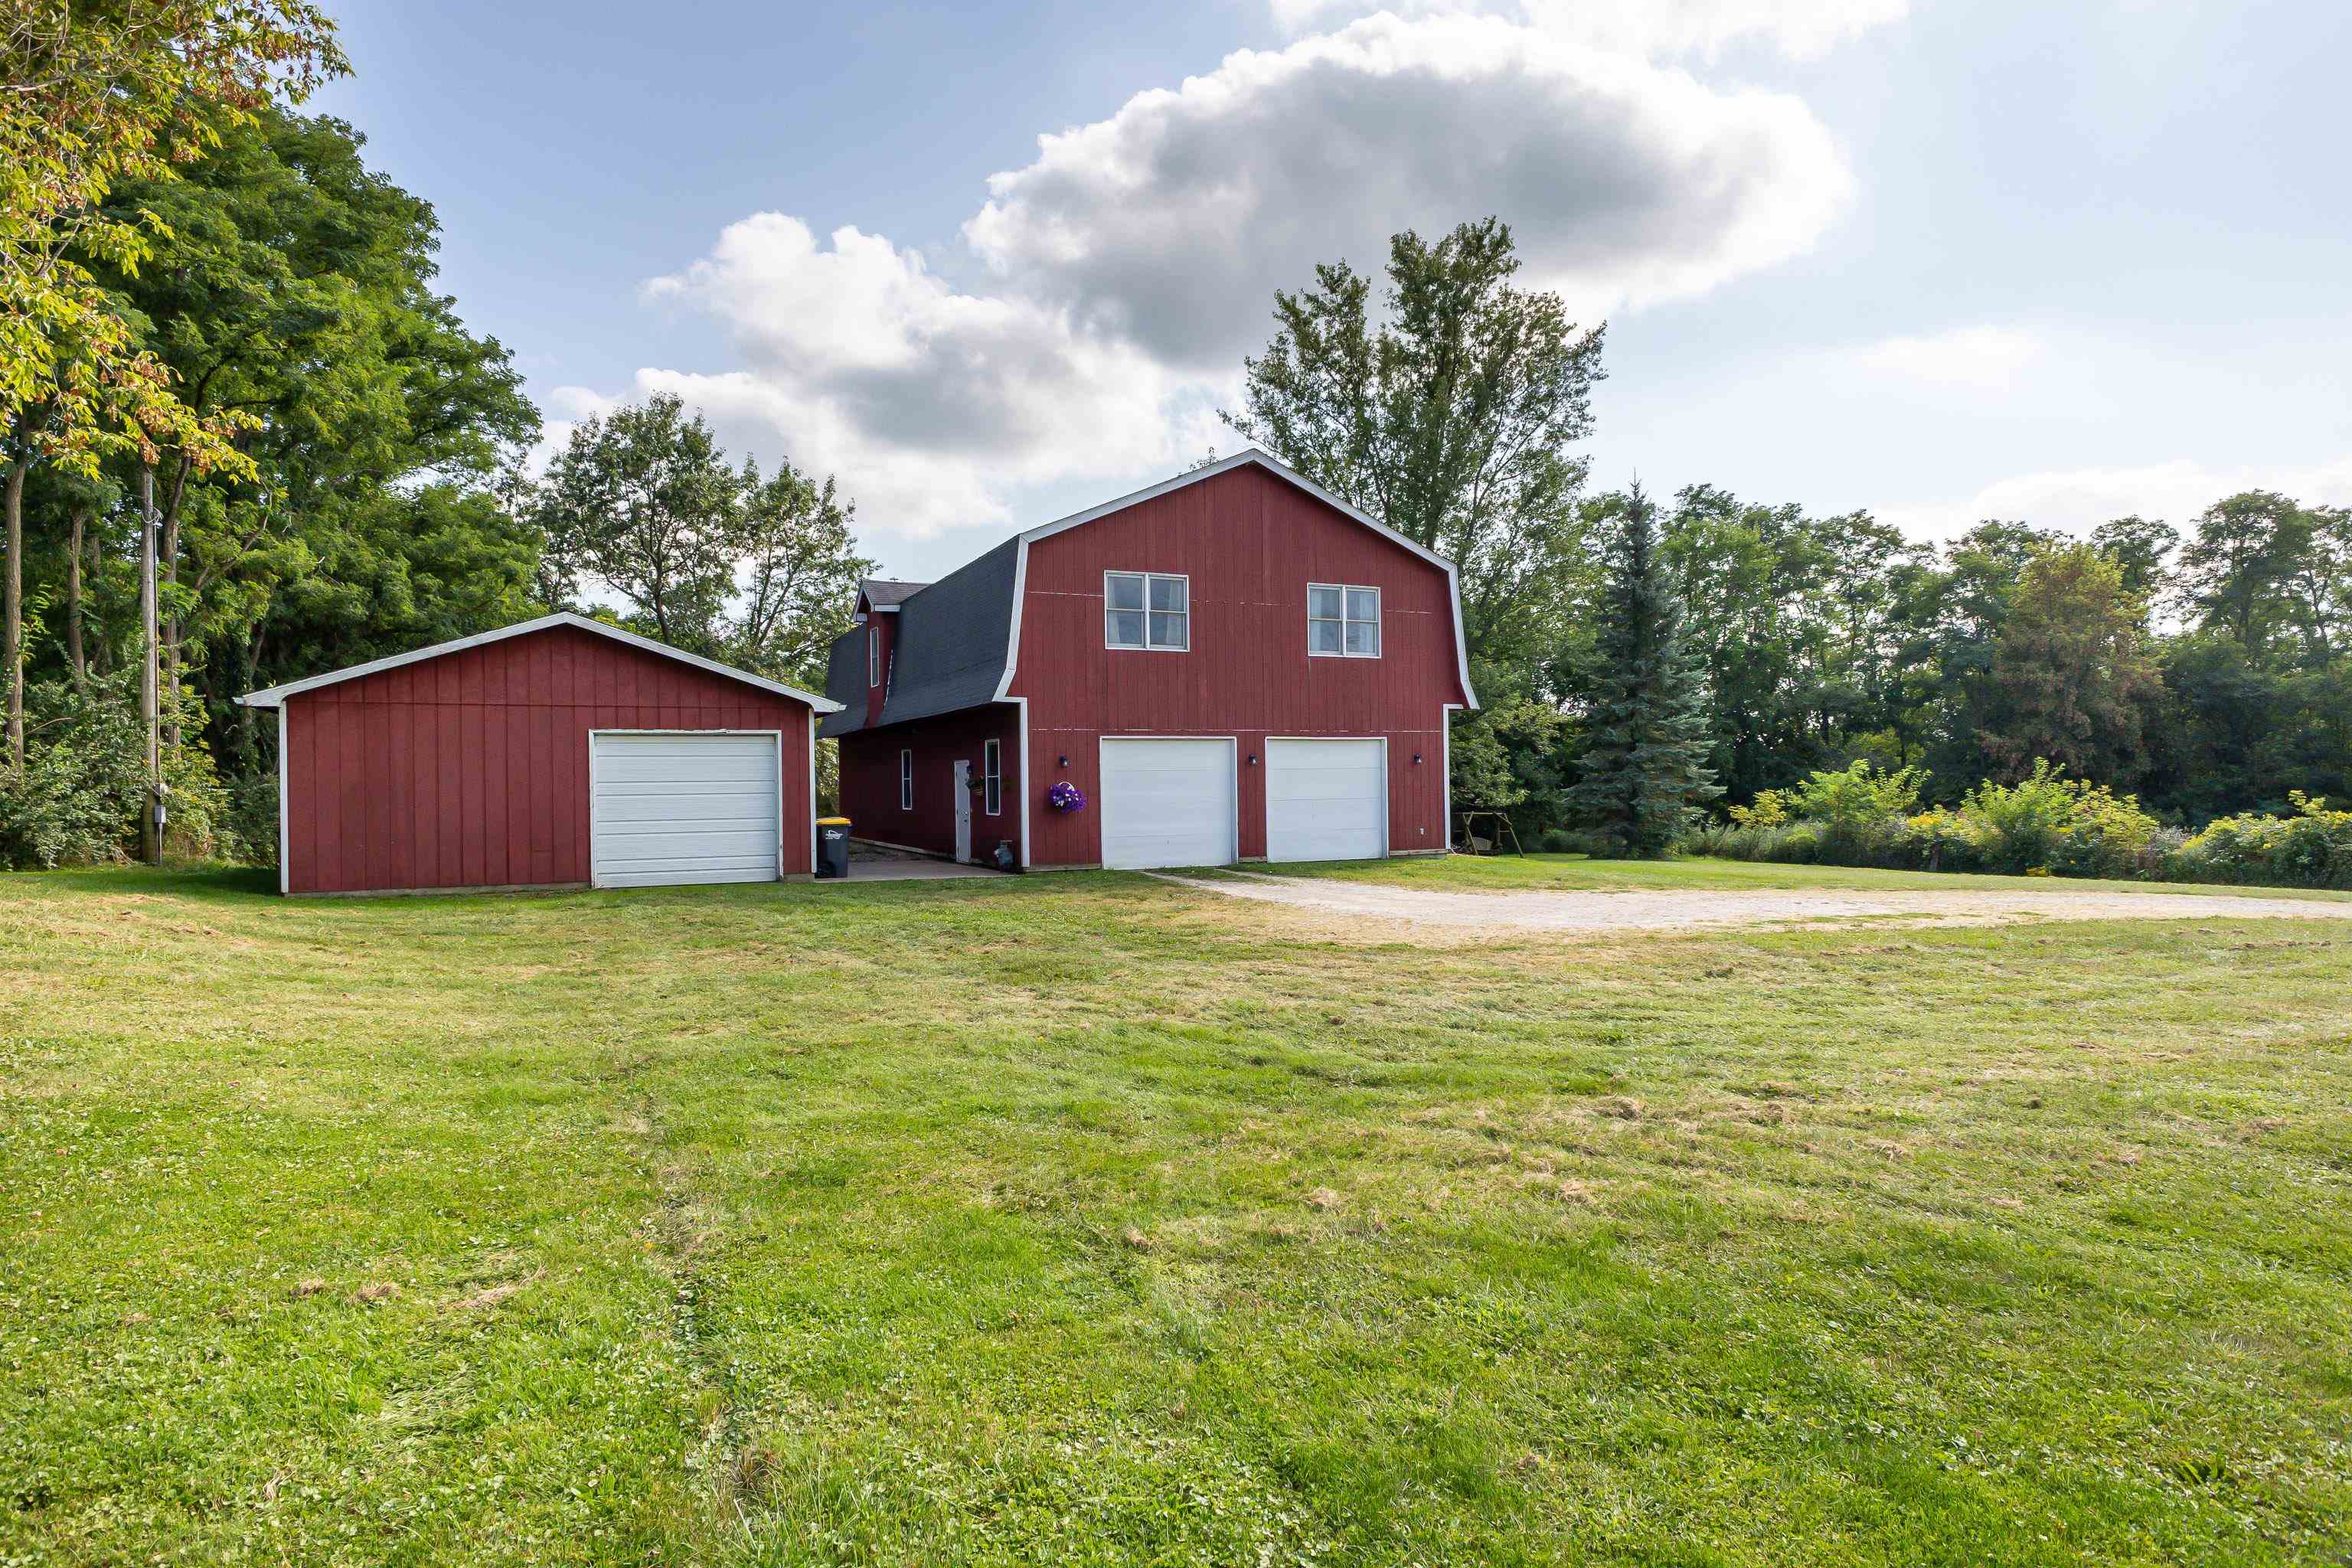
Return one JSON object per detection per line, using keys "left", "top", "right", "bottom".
{"left": 3, "top": 864, "right": 2349, "bottom": 1566}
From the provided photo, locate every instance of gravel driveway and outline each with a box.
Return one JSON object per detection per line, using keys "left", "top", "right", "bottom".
{"left": 1154, "top": 871, "right": 2352, "bottom": 935}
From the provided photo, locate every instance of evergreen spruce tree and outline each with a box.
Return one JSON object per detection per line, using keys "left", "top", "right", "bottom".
{"left": 1568, "top": 484, "right": 1720, "bottom": 855}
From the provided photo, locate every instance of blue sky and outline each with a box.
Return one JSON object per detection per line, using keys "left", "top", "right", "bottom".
{"left": 317, "top": 0, "right": 2352, "bottom": 582}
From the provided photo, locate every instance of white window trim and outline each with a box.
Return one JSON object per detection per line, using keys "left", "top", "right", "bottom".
{"left": 899, "top": 748, "right": 913, "bottom": 811}
{"left": 1308, "top": 582, "right": 1382, "bottom": 659}
{"left": 982, "top": 738, "right": 1003, "bottom": 817}
{"left": 869, "top": 626, "right": 882, "bottom": 687}
{"left": 1103, "top": 570, "right": 1191, "bottom": 652}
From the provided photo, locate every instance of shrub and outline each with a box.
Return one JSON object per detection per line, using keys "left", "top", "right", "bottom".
{"left": 1788, "top": 762, "right": 1924, "bottom": 827}
{"left": 0, "top": 672, "right": 234, "bottom": 870}
{"left": 1671, "top": 754, "right": 2343, "bottom": 892}
{"left": 2167, "top": 793, "right": 2352, "bottom": 889}
{"left": 1727, "top": 790, "right": 1792, "bottom": 830}
{"left": 1956, "top": 761, "right": 2160, "bottom": 877}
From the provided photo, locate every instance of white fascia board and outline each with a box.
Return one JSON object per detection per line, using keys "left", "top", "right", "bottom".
{"left": 990, "top": 537, "right": 1031, "bottom": 703}
{"left": 236, "top": 611, "right": 844, "bottom": 714}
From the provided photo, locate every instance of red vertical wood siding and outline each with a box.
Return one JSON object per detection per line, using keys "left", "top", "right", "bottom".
{"left": 282, "top": 623, "right": 817, "bottom": 893}
{"left": 1010, "top": 464, "right": 1467, "bottom": 867}
{"left": 837, "top": 705, "right": 1023, "bottom": 862}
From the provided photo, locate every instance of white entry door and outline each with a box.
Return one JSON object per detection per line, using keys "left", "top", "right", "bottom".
{"left": 590, "top": 731, "right": 781, "bottom": 888}
{"left": 953, "top": 759, "right": 974, "bottom": 862}
{"left": 1266, "top": 738, "right": 1387, "bottom": 862}
{"left": 1098, "top": 738, "right": 1235, "bottom": 870}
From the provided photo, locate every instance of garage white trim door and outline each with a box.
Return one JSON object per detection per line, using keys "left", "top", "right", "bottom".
{"left": 590, "top": 730, "right": 782, "bottom": 887}
{"left": 1099, "top": 737, "right": 1236, "bottom": 870}
{"left": 1266, "top": 737, "right": 1387, "bottom": 863}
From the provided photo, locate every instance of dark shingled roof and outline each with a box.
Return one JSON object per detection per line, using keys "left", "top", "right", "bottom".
{"left": 819, "top": 539, "right": 1020, "bottom": 737}
{"left": 858, "top": 579, "right": 929, "bottom": 609}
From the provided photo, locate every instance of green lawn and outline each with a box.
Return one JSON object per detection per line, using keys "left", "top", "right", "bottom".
{"left": 5, "top": 863, "right": 2348, "bottom": 1565}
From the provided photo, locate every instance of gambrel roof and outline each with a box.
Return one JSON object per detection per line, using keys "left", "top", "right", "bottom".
{"left": 819, "top": 448, "right": 1477, "bottom": 738}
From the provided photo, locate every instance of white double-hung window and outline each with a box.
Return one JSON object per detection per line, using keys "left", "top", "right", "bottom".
{"left": 899, "top": 749, "right": 913, "bottom": 810}
{"left": 1308, "top": 583, "right": 1380, "bottom": 658}
{"left": 982, "top": 739, "right": 1002, "bottom": 816}
{"left": 1105, "top": 571, "right": 1189, "bottom": 651}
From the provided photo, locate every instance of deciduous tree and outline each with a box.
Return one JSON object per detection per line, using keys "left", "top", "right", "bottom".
{"left": 529, "top": 394, "right": 874, "bottom": 679}
{"left": 1979, "top": 544, "right": 2161, "bottom": 786}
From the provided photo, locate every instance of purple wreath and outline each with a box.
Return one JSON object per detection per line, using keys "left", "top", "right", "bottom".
{"left": 1047, "top": 779, "right": 1087, "bottom": 813}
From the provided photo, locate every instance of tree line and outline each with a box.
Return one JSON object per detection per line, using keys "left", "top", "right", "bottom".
{"left": 1227, "top": 218, "right": 2350, "bottom": 847}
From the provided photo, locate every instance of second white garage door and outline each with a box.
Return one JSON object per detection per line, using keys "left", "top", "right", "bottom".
{"left": 590, "top": 731, "right": 782, "bottom": 887}
{"left": 1099, "top": 738, "right": 1236, "bottom": 870}
{"left": 1266, "top": 738, "right": 1387, "bottom": 862}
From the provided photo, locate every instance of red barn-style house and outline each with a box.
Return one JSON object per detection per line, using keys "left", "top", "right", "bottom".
{"left": 241, "top": 614, "right": 839, "bottom": 894}
{"left": 822, "top": 449, "right": 1478, "bottom": 870}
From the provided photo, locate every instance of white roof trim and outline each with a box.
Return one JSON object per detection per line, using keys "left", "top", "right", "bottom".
{"left": 1003, "top": 448, "right": 1478, "bottom": 709}
{"left": 237, "top": 611, "right": 844, "bottom": 713}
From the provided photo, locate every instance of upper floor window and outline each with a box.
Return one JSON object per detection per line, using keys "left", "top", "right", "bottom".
{"left": 1106, "top": 571, "right": 1188, "bottom": 652}
{"left": 1308, "top": 583, "right": 1380, "bottom": 658}
{"left": 868, "top": 626, "right": 883, "bottom": 687}
{"left": 982, "top": 739, "right": 1002, "bottom": 816}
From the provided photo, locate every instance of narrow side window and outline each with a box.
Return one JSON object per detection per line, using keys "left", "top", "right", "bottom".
{"left": 983, "top": 739, "right": 1002, "bottom": 816}
{"left": 899, "top": 748, "right": 913, "bottom": 810}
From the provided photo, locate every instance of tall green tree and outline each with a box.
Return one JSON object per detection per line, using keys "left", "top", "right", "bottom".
{"left": 1224, "top": 217, "right": 1603, "bottom": 671}
{"left": 2089, "top": 514, "right": 2179, "bottom": 599}
{"left": 2149, "top": 492, "right": 2352, "bottom": 816}
{"left": 732, "top": 459, "right": 871, "bottom": 688}
{"left": 1658, "top": 485, "right": 1932, "bottom": 802}
{"left": 4, "top": 3, "right": 345, "bottom": 545}
{"left": 531, "top": 394, "right": 874, "bottom": 684}
{"left": 1566, "top": 485, "right": 1719, "bottom": 855}
{"left": 2177, "top": 492, "right": 2314, "bottom": 659}
{"left": 82, "top": 106, "right": 540, "bottom": 761}
{"left": 1978, "top": 544, "right": 2161, "bottom": 786}
{"left": 1223, "top": 217, "right": 1606, "bottom": 825}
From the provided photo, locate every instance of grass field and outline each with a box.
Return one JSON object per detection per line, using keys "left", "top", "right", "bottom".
{"left": 5, "top": 861, "right": 2349, "bottom": 1565}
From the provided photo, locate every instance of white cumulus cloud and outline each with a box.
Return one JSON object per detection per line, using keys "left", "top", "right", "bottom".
{"left": 639, "top": 214, "right": 1220, "bottom": 534}
{"left": 965, "top": 15, "right": 1850, "bottom": 369}
{"left": 620, "top": 11, "right": 1857, "bottom": 544}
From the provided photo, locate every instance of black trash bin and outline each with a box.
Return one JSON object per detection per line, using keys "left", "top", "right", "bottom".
{"left": 815, "top": 817, "right": 851, "bottom": 879}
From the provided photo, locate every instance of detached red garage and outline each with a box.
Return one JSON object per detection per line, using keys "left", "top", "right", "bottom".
{"left": 239, "top": 613, "right": 841, "bottom": 895}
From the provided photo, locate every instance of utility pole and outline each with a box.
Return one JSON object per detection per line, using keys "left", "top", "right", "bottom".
{"left": 140, "top": 465, "right": 162, "bottom": 865}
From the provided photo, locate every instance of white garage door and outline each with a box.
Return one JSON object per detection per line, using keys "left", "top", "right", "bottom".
{"left": 590, "top": 731, "right": 781, "bottom": 888}
{"left": 1099, "top": 738, "right": 1235, "bottom": 870}
{"left": 1267, "top": 738, "right": 1387, "bottom": 863}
